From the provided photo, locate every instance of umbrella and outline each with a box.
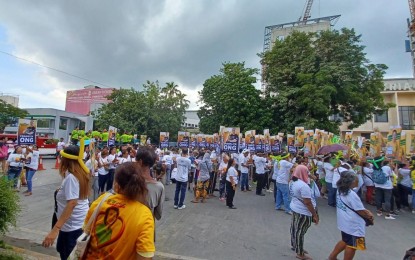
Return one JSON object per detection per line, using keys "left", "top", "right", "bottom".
{"left": 317, "top": 144, "right": 348, "bottom": 155}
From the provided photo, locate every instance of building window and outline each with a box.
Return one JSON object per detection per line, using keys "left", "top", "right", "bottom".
{"left": 37, "top": 119, "right": 52, "bottom": 128}
{"left": 399, "top": 106, "right": 415, "bottom": 130}
{"left": 59, "top": 118, "right": 68, "bottom": 130}
{"left": 374, "top": 110, "right": 388, "bottom": 122}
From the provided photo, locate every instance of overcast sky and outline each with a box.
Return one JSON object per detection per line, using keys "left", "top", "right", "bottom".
{"left": 0, "top": 0, "right": 412, "bottom": 110}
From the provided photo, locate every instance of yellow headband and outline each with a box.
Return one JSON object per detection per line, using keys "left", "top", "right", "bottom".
{"left": 60, "top": 138, "right": 89, "bottom": 174}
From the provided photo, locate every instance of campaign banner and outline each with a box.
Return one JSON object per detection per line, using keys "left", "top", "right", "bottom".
{"left": 160, "top": 132, "right": 169, "bottom": 149}
{"left": 385, "top": 127, "right": 401, "bottom": 159}
{"left": 295, "top": 127, "right": 305, "bottom": 147}
{"left": 177, "top": 131, "right": 190, "bottom": 148}
{"left": 190, "top": 134, "right": 197, "bottom": 149}
{"left": 222, "top": 127, "right": 240, "bottom": 153}
{"left": 410, "top": 134, "right": 415, "bottom": 154}
{"left": 264, "top": 130, "right": 271, "bottom": 153}
{"left": 206, "top": 135, "right": 215, "bottom": 149}
{"left": 197, "top": 134, "right": 207, "bottom": 148}
{"left": 255, "top": 135, "right": 264, "bottom": 153}
{"left": 303, "top": 130, "right": 315, "bottom": 157}
{"left": 287, "top": 134, "right": 297, "bottom": 154}
{"left": 399, "top": 132, "right": 406, "bottom": 162}
{"left": 18, "top": 119, "right": 37, "bottom": 145}
{"left": 245, "top": 130, "right": 256, "bottom": 152}
{"left": 108, "top": 126, "right": 118, "bottom": 146}
{"left": 140, "top": 135, "right": 147, "bottom": 145}
{"left": 270, "top": 136, "right": 281, "bottom": 153}
{"left": 239, "top": 134, "right": 246, "bottom": 150}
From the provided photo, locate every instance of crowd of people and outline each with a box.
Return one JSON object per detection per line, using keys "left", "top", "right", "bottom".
{"left": 2, "top": 135, "right": 415, "bottom": 260}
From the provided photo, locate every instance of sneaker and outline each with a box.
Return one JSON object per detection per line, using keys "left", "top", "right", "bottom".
{"left": 389, "top": 212, "right": 399, "bottom": 217}
{"left": 376, "top": 212, "right": 382, "bottom": 217}
{"left": 174, "top": 205, "right": 178, "bottom": 209}
{"left": 178, "top": 205, "right": 186, "bottom": 210}
{"left": 385, "top": 215, "right": 396, "bottom": 220}
{"left": 412, "top": 210, "right": 415, "bottom": 214}
{"left": 285, "top": 211, "right": 293, "bottom": 215}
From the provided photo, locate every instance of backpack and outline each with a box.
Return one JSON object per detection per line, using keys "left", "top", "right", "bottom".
{"left": 372, "top": 168, "right": 388, "bottom": 184}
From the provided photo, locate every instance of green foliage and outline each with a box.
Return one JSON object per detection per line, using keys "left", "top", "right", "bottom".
{"left": 0, "top": 177, "right": 21, "bottom": 235}
{"left": 0, "top": 250, "right": 23, "bottom": 260}
{"left": 93, "top": 81, "right": 189, "bottom": 143}
{"left": 198, "top": 62, "right": 273, "bottom": 134}
{"left": 0, "top": 100, "right": 28, "bottom": 132}
{"left": 261, "top": 28, "right": 392, "bottom": 133}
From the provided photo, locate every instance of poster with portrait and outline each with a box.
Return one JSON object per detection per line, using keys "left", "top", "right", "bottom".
{"left": 254, "top": 135, "right": 264, "bottom": 153}
{"left": 190, "top": 134, "right": 197, "bottom": 149}
{"left": 177, "top": 131, "right": 190, "bottom": 148}
{"left": 160, "top": 132, "right": 169, "bottom": 149}
{"left": 239, "top": 133, "right": 246, "bottom": 150}
{"left": 108, "top": 126, "right": 118, "bottom": 146}
{"left": 140, "top": 135, "right": 147, "bottom": 146}
{"left": 270, "top": 136, "right": 281, "bottom": 153}
{"left": 369, "top": 132, "right": 381, "bottom": 158}
{"left": 345, "top": 132, "right": 353, "bottom": 146}
{"left": 222, "top": 127, "right": 240, "bottom": 153}
{"left": 245, "top": 130, "right": 256, "bottom": 152}
{"left": 17, "top": 119, "right": 37, "bottom": 145}
{"left": 303, "top": 130, "right": 315, "bottom": 157}
{"left": 399, "top": 132, "right": 407, "bottom": 162}
{"left": 356, "top": 136, "right": 367, "bottom": 162}
{"left": 197, "top": 134, "right": 207, "bottom": 149}
{"left": 410, "top": 134, "right": 415, "bottom": 154}
{"left": 263, "top": 129, "right": 271, "bottom": 152}
{"left": 385, "top": 127, "right": 401, "bottom": 159}
{"left": 287, "top": 134, "right": 297, "bottom": 154}
{"left": 294, "top": 127, "right": 305, "bottom": 147}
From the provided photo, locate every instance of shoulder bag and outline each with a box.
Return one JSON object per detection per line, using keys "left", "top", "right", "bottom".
{"left": 339, "top": 196, "right": 374, "bottom": 227}
{"left": 68, "top": 192, "right": 112, "bottom": 260}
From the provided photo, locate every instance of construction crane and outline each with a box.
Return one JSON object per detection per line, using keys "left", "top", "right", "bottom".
{"left": 299, "top": 0, "right": 314, "bottom": 23}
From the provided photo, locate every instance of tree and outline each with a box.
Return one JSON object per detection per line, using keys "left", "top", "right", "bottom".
{"left": 93, "top": 81, "right": 189, "bottom": 143}
{"left": 198, "top": 62, "right": 273, "bottom": 134}
{"left": 0, "top": 100, "right": 28, "bottom": 133}
{"left": 261, "top": 28, "right": 392, "bottom": 133}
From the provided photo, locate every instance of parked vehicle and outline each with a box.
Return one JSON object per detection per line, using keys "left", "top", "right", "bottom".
{"left": 0, "top": 134, "right": 57, "bottom": 157}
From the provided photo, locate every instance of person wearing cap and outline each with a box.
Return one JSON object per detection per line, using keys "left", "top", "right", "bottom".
{"left": 42, "top": 142, "right": 90, "bottom": 260}
{"left": 239, "top": 149, "right": 251, "bottom": 192}
{"left": 23, "top": 145, "right": 40, "bottom": 196}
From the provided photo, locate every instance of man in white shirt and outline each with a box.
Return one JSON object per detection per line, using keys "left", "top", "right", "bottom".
{"left": 56, "top": 138, "right": 65, "bottom": 157}
{"left": 275, "top": 154, "right": 294, "bottom": 214}
{"left": 174, "top": 149, "right": 191, "bottom": 210}
{"left": 254, "top": 153, "right": 267, "bottom": 196}
{"left": 239, "top": 149, "right": 251, "bottom": 191}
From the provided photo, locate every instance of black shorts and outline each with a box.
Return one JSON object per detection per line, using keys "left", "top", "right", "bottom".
{"left": 341, "top": 231, "right": 366, "bottom": 250}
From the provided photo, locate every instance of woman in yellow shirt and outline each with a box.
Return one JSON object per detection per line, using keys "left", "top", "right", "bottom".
{"left": 83, "top": 162, "right": 155, "bottom": 259}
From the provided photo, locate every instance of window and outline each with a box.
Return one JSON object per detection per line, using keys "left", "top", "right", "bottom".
{"left": 59, "top": 118, "right": 68, "bottom": 130}
{"left": 37, "top": 119, "right": 52, "bottom": 128}
{"left": 399, "top": 106, "right": 415, "bottom": 130}
{"left": 374, "top": 110, "right": 388, "bottom": 122}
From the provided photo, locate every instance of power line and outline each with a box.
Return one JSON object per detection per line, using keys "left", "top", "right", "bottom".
{"left": 0, "top": 50, "right": 113, "bottom": 88}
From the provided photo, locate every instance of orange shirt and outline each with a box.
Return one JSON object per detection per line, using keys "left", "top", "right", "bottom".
{"left": 83, "top": 193, "right": 155, "bottom": 259}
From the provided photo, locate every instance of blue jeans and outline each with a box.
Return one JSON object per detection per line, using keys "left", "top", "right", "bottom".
{"left": 174, "top": 181, "right": 187, "bottom": 207}
{"left": 276, "top": 182, "right": 291, "bottom": 212}
{"left": 165, "top": 165, "right": 171, "bottom": 185}
{"left": 327, "top": 182, "right": 336, "bottom": 207}
{"left": 7, "top": 167, "right": 22, "bottom": 188}
{"left": 240, "top": 172, "right": 249, "bottom": 191}
{"left": 26, "top": 168, "right": 37, "bottom": 192}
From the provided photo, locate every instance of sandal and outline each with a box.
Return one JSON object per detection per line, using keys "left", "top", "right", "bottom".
{"left": 191, "top": 200, "right": 199, "bottom": 203}
{"left": 24, "top": 192, "right": 32, "bottom": 196}
{"left": 296, "top": 254, "right": 312, "bottom": 260}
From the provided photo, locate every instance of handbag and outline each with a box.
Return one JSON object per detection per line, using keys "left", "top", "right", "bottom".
{"left": 339, "top": 196, "right": 374, "bottom": 227}
{"left": 68, "top": 192, "right": 112, "bottom": 260}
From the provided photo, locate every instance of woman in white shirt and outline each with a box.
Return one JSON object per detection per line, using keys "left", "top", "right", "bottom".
{"left": 329, "top": 171, "right": 373, "bottom": 260}
{"left": 397, "top": 164, "right": 412, "bottom": 209}
{"left": 23, "top": 145, "right": 40, "bottom": 196}
{"left": 6, "top": 146, "right": 24, "bottom": 190}
{"left": 225, "top": 158, "right": 238, "bottom": 209}
{"left": 289, "top": 165, "right": 319, "bottom": 260}
{"left": 42, "top": 144, "right": 90, "bottom": 260}
{"left": 97, "top": 149, "right": 110, "bottom": 193}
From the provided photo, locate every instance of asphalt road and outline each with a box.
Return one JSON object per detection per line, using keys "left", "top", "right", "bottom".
{"left": 5, "top": 159, "right": 415, "bottom": 260}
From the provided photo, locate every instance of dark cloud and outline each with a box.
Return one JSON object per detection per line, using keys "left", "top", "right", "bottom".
{"left": 0, "top": 0, "right": 412, "bottom": 109}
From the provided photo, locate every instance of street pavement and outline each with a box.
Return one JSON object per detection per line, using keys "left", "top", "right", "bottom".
{"left": 4, "top": 159, "right": 415, "bottom": 260}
